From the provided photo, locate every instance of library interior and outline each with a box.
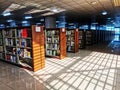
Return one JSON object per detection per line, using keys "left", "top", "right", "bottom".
{"left": 0, "top": 0, "right": 120, "bottom": 90}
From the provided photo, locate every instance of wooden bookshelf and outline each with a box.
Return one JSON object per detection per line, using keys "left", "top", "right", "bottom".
{"left": 66, "top": 29, "right": 79, "bottom": 53}
{"left": 45, "top": 28, "right": 66, "bottom": 59}
{"left": 92, "top": 30, "right": 98, "bottom": 44}
{"left": 0, "top": 30, "right": 5, "bottom": 60}
{"left": 86, "top": 30, "right": 92, "bottom": 45}
{"left": 79, "top": 29, "right": 86, "bottom": 49}
{"left": 0, "top": 25, "right": 45, "bottom": 72}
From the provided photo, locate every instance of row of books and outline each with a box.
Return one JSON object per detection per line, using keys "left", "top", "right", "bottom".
{"left": 5, "top": 38, "right": 16, "bottom": 46}
{"left": 16, "top": 39, "right": 31, "bottom": 47}
{"left": 6, "top": 47, "right": 16, "bottom": 54}
{"left": 47, "top": 37, "right": 59, "bottom": 43}
{"left": 17, "top": 48, "right": 31, "bottom": 59}
{"left": 6, "top": 54, "right": 17, "bottom": 63}
{"left": 17, "top": 29, "right": 32, "bottom": 38}
{"left": 4, "top": 29, "right": 31, "bottom": 38}
{"left": 46, "top": 31, "right": 59, "bottom": 36}
{"left": 0, "top": 46, "right": 3, "bottom": 52}
{"left": 66, "top": 30, "right": 75, "bottom": 35}
{"left": 4, "top": 30, "right": 16, "bottom": 37}
{"left": 46, "top": 50, "right": 60, "bottom": 56}
{"left": 0, "top": 39, "right": 3, "bottom": 45}
{"left": 67, "top": 37, "right": 74, "bottom": 41}
{"left": 46, "top": 44, "right": 59, "bottom": 50}
{"left": 0, "top": 31, "right": 2, "bottom": 38}
{"left": 67, "top": 46, "right": 74, "bottom": 51}
{"left": 0, "top": 53, "right": 4, "bottom": 59}
{"left": 67, "top": 42, "right": 74, "bottom": 46}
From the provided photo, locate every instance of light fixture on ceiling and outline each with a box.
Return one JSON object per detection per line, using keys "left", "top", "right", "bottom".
{"left": 91, "top": 22, "right": 98, "bottom": 25}
{"left": 107, "top": 17, "right": 111, "bottom": 20}
{"left": 22, "top": 21, "right": 28, "bottom": 23}
{"left": 2, "top": 12, "right": 11, "bottom": 16}
{"left": 25, "top": 15, "right": 32, "bottom": 19}
{"left": 40, "top": 18, "right": 44, "bottom": 22}
{"left": 51, "top": 7, "right": 58, "bottom": 13}
{"left": 102, "top": 11, "right": 107, "bottom": 15}
{"left": 7, "top": 19, "right": 14, "bottom": 22}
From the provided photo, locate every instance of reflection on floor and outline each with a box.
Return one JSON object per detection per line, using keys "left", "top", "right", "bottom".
{"left": 0, "top": 43, "right": 120, "bottom": 90}
{"left": 86, "top": 41, "right": 120, "bottom": 55}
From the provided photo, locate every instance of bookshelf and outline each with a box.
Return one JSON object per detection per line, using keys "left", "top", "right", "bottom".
{"left": 0, "top": 30, "right": 5, "bottom": 60}
{"left": 86, "top": 30, "right": 92, "bottom": 45}
{"left": 79, "top": 30, "right": 86, "bottom": 49}
{"left": 0, "top": 25, "right": 45, "bottom": 72}
{"left": 45, "top": 28, "right": 66, "bottom": 59}
{"left": 92, "top": 30, "right": 98, "bottom": 44}
{"left": 66, "top": 29, "right": 79, "bottom": 53}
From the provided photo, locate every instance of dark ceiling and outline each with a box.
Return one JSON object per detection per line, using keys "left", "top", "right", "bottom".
{"left": 0, "top": 0, "right": 120, "bottom": 25}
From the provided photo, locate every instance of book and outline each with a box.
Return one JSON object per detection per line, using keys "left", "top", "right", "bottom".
{"left": 21, "top": 28, "right": 28, "bottom": 38}
{"left": 0, "top": 46, "right": 3, "bottom": 52}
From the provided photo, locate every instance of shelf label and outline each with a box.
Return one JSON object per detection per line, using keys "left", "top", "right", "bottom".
{"left": 35, "top": 26, "right": 41, "bottom": 32}
{"left": 62, "top": 28, "right": 65, "bottom": 32}
{"left": 76, "top": 29, "right": 78, "bottom": 31}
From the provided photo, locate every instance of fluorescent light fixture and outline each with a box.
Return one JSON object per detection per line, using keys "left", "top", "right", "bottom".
{"left": 102, "top": 11, "right": 107, "bottom": 15}
{"left": 25, "top": 15, "right": 32, "bottom": 19}
{"left": 40, "top": 19, "right": 44, "bottom": 21}
{"left": 0, "top": 24, "right": 4, "bottom": 26}
{"left": 56, "top": 21, "right": 59, "bottom": 23}
{"left": 22, "top": 21, "right": 28, "bottom": 23}
{"left": 3, "top": 12, "right": 11, "bottom": 16}
{"left": 107, "top": 17, "right": 111, "bottom": 20}
{"left": 68, "top": 23, "right": 74, "bottom": 25}
{"left": 7, "top": 19, "right": 13, "bottom": 22}
{"left": 51, "top": 7, "right": 58, "bottom": 13}
{"left": 36, "top": 23, "right": 41, "bottom": 25}
{"left": 52, "top": 9, "right": 58, "bottom": 12}
{"left": 92, "top": 22, "right": 98, "bottom": 24}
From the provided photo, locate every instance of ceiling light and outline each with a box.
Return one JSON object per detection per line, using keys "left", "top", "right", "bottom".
{"left": 0, "top": 24, "right": 4, "bottom": 26}
{"left": 2, "top": 12, "right": 11, "bottom": 16}
{"left": 51, "top": 7, "right": 58, "bottom": 13}
{"left": 107, "top": 17, "right": 111, "bottom": 20}
{"left": 7, "top": 19, "right": 14, "bottom": 22}
{"left": 92, "top": 22, "right": 98, "bottom": 24}
{"left": 40, "top": 19, "right": 44, "bottom": 21}
{"left": 25, "top": 15, "right": 32, "bottom": 19}
{"left": 68, "top": 23, "right": 74, "bottom": 25}
{"left": 102, "top": 11, "right": 107, "bottom": 15}
{"left": 56, "top": 21, "right": 59, "bottom": 23}
{"left": 22, "top": 21, "right": 28, "bottom": 23}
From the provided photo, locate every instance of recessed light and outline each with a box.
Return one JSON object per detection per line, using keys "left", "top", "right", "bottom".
{"left": 102, "top": 11, "right": 107, "bottom": 15}
{"left": 51, "top": 7, "right": 58, "bottom": 13}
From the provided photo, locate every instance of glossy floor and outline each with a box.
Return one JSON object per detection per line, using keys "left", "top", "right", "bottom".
{"left": 0, "top": 43, "right": 120, "bottom": 90}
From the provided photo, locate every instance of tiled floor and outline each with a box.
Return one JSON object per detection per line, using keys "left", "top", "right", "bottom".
{"left": 0, "top": 43, "right": 120, "bottom": 90}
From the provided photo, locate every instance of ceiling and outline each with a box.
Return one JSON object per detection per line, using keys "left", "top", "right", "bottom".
{"left": 0, "top": 0, "right": 120, "bottom": 25}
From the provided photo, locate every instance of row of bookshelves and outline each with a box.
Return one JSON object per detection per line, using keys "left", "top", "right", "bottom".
{"left": 0, "top": 26, "right": 115, "bottom": 71}
{"left": 0, "top": 26, "right": 45, "bottom": 72}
